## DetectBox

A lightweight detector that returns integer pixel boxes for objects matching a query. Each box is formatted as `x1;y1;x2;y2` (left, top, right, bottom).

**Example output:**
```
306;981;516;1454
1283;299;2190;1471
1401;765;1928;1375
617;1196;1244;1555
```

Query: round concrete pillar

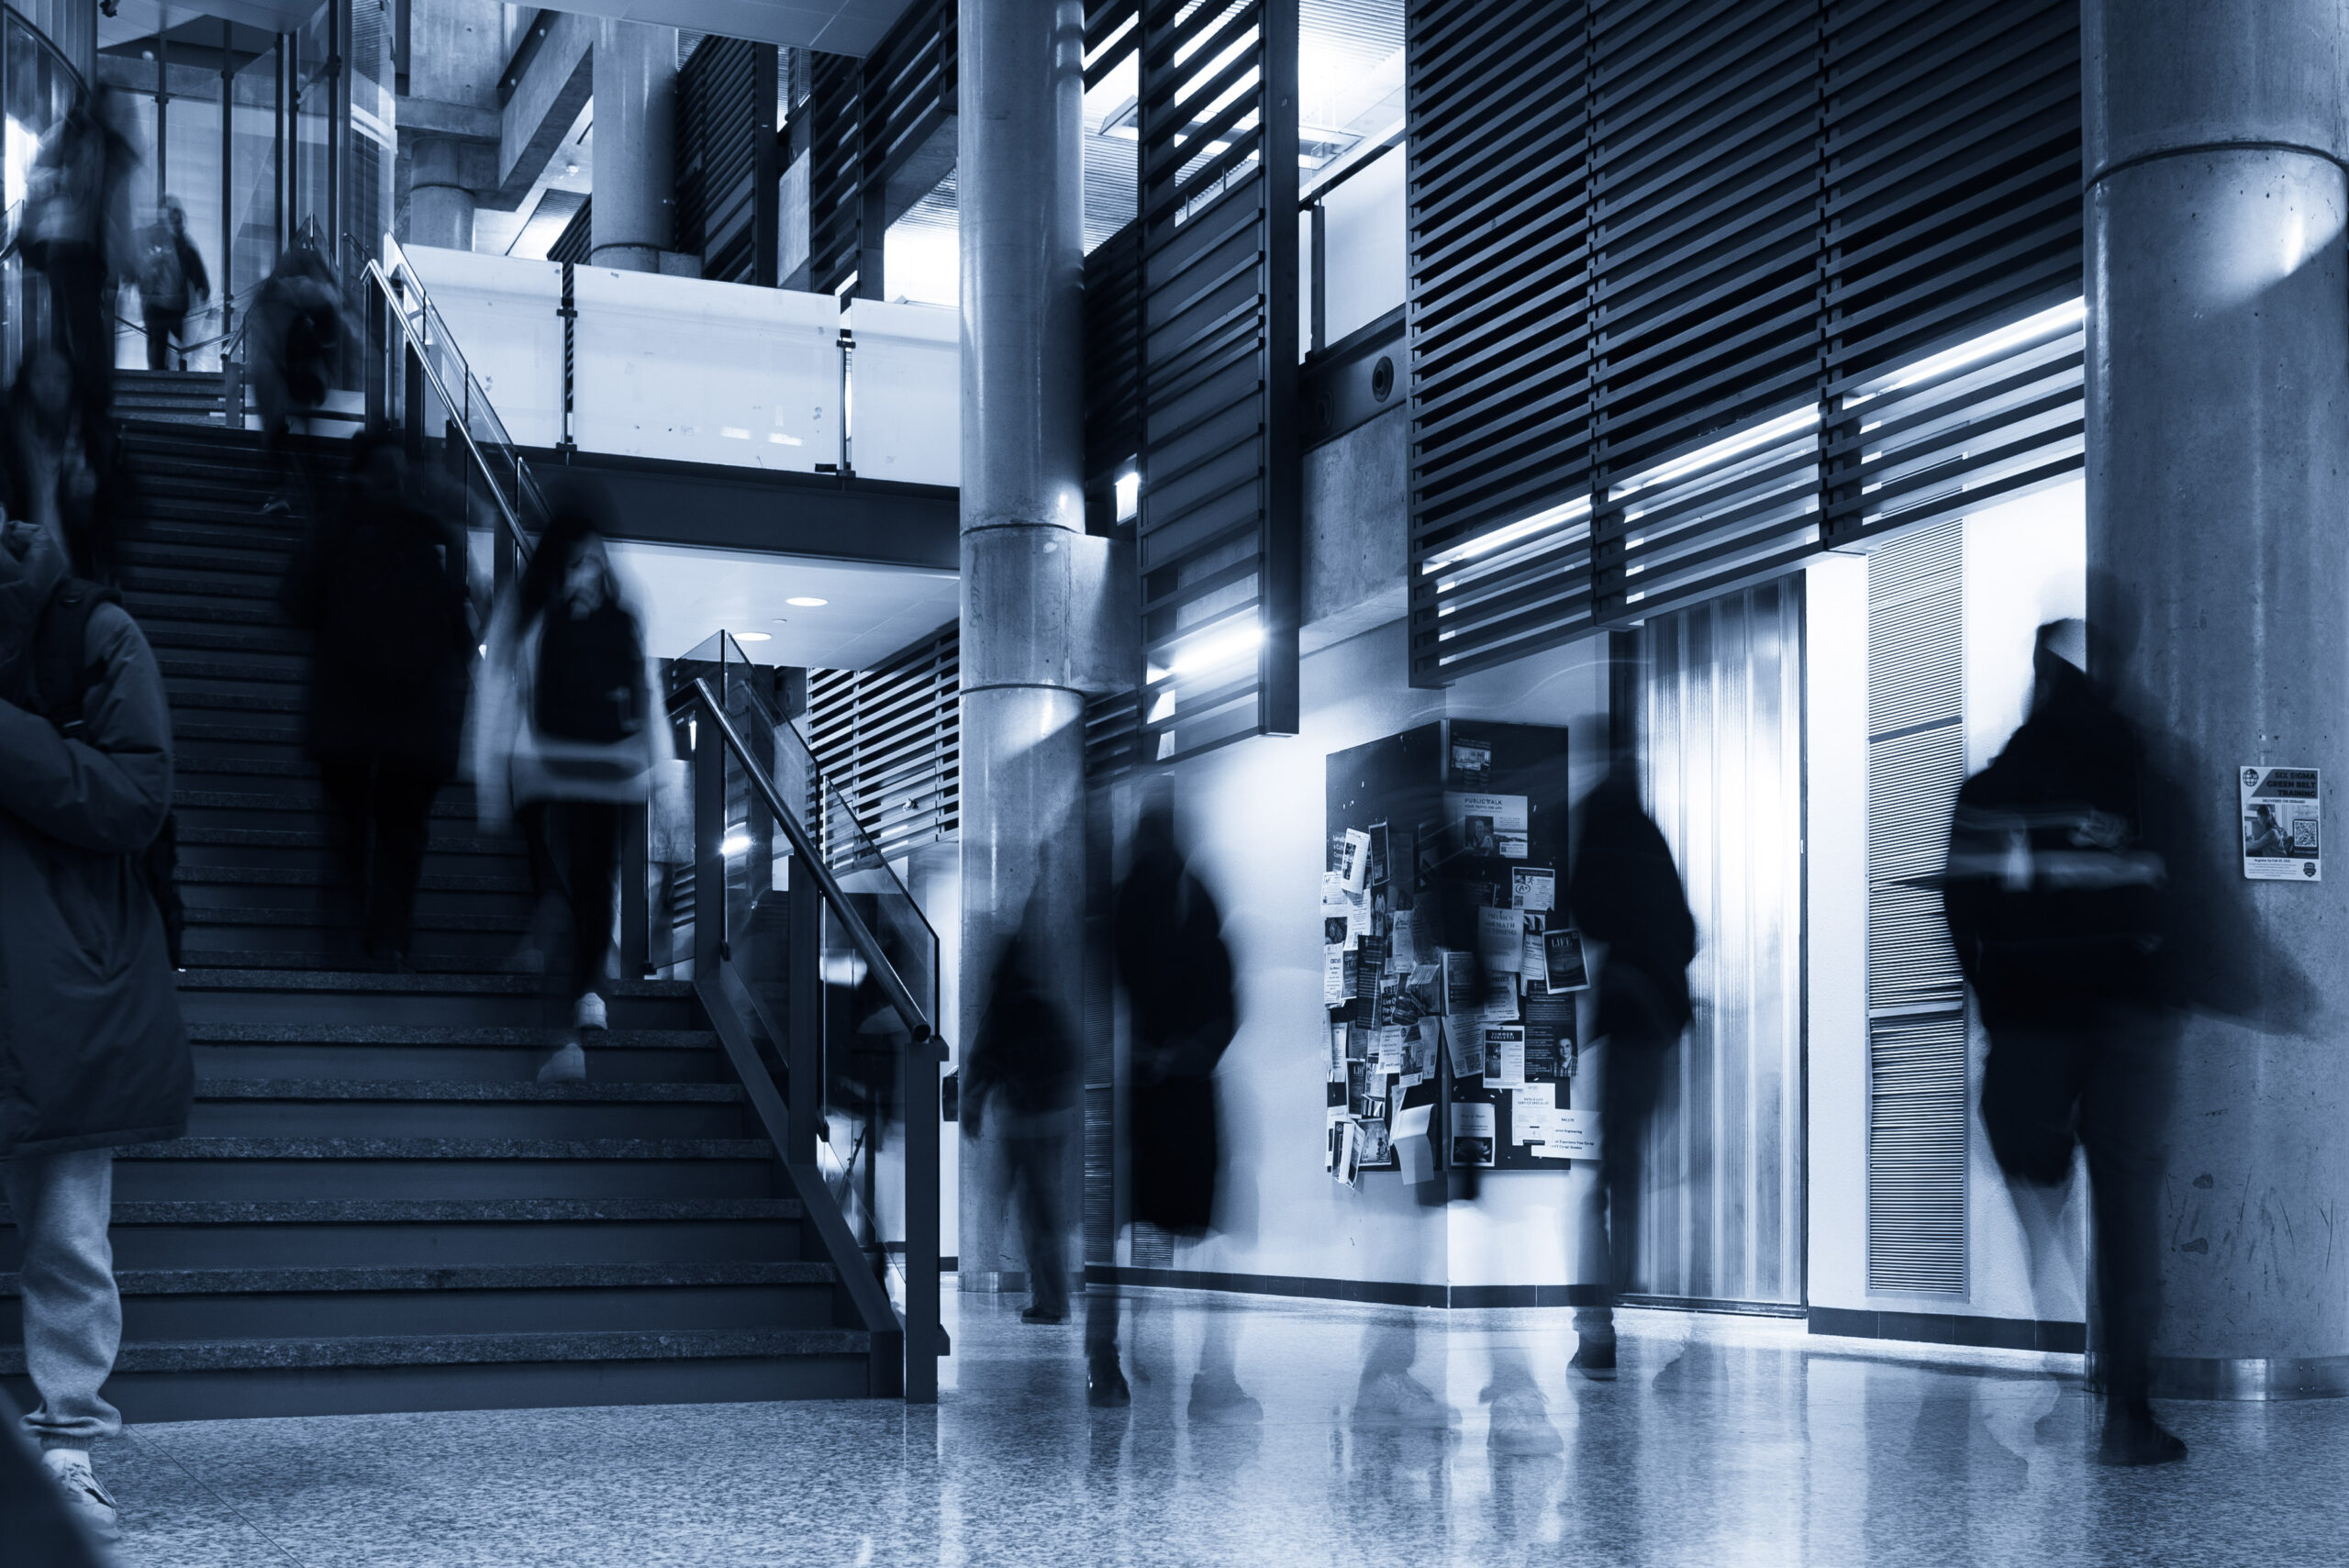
2085;0;2349;1396
406;136;476;252
590;20;677;272
954;0;1089;1293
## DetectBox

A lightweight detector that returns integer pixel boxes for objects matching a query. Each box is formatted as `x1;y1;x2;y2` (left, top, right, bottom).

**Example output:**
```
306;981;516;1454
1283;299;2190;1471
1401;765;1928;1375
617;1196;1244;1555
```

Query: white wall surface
397;246;565;448
1805;485;2089;1326
1130;617;1609;1291
1318;149;1406;346
845;299;960;488
572;268;842;472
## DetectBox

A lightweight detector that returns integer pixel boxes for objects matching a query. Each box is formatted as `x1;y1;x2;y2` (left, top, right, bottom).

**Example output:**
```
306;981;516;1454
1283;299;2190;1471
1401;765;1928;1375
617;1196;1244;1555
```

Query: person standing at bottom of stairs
471;484;669;1082
0;517;194;1545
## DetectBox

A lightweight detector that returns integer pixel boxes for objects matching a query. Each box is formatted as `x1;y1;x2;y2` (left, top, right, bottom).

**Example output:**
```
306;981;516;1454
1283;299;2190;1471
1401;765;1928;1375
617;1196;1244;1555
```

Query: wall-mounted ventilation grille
807;626;961;864
1865;519;1967;1296
1131;0;1302;762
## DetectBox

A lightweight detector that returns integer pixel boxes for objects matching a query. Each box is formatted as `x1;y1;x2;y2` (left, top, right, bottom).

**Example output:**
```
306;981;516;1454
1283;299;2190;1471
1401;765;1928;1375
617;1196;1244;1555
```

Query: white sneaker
46;1452;120;1543
573;993;608;1033
1351;1368;1458;1431
1484;1385;1564;1455
536;1040;586;1083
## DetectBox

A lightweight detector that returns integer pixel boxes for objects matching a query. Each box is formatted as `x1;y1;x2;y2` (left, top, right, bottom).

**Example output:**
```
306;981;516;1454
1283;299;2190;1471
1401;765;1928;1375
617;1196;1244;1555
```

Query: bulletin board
1323;720;1583;1183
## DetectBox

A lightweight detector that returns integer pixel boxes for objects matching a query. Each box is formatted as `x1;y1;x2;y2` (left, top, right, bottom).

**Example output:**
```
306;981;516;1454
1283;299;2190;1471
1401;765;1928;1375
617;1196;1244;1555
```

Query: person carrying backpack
282;436;473;966
136;196;209;372
0;513;192;1544
471;485;669;1082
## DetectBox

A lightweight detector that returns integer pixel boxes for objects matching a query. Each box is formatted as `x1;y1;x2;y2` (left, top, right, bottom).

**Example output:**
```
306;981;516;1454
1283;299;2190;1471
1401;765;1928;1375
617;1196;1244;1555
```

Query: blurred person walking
282;435;473;968
0;514;193;1543
1943;618;2185;1466
0;350;106;581
962;900;1080;1334
1564;755;1696;1381
1086;795;1248;1413
246;240;340;515
473;490;667;1082
16;88;135;434
136;196;209;372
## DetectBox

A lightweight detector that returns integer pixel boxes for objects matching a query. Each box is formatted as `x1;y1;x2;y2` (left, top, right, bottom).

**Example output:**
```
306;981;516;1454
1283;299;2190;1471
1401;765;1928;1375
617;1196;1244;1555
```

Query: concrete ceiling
605;542;958;672
518;0;918;55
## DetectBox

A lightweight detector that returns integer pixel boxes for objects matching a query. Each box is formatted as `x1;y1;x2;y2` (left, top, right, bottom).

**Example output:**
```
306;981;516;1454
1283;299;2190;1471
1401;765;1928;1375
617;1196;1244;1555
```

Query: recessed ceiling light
734;631;773;643
786;596;829;607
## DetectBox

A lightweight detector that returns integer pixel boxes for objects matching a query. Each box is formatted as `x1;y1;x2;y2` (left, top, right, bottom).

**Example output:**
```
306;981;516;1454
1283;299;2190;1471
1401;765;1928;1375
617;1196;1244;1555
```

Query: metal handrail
671;676;937;1047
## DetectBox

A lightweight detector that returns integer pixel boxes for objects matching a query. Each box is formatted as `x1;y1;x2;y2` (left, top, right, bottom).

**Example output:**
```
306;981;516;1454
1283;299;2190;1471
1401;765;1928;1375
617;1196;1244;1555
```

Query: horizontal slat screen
1865;519;1966;1295
806;0;956;299
1085;217;1143;530
1404;0;2081;679
1404;0;1596;684
1133;0;1301;762
807;626;961;864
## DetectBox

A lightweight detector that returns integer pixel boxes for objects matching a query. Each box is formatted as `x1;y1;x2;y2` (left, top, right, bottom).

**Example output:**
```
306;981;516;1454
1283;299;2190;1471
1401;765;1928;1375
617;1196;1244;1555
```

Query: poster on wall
1446;791;1530;860
2242;766;2321;881
1450;1101;1497;1167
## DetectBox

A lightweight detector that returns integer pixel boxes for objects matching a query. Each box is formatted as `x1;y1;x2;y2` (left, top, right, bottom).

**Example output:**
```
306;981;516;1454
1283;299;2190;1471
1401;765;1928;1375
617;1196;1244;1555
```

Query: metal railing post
693;714;726;977
902;1017;941;1402
786;863;821;1163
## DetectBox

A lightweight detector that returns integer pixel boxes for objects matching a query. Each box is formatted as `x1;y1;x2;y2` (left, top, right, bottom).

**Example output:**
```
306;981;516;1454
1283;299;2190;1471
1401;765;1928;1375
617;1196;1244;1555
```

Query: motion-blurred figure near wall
0;350;107;582
473;488;669;1083
962;899;1081;1335
282;435;473;968
245;241;340;514
136;197;208;373
1087;795;1250;1414
1943;618;2185;1467
1565;755;1696;1381
17;88;135;437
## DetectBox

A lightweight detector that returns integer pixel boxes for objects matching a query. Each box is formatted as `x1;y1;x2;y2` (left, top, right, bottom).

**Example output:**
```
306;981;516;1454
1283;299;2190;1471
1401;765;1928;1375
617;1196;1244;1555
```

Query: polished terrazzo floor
91;1290;2348;1567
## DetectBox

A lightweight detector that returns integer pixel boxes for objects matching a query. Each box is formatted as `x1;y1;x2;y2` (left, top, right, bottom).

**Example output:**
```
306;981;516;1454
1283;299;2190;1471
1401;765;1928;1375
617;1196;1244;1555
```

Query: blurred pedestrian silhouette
1564;754;1695;1381
15;88;135;437
282;435;473;968
1943;617;2185;1467
136;196;208;372
0;350;107;581
246;240;340;514
962;898;1080;1332
473;487;668;1082
1087;793;1249;1413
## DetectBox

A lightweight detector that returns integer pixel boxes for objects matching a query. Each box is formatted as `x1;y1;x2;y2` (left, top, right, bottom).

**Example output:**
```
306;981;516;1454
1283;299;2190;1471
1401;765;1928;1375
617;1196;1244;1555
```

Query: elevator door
1630;576;1807;1307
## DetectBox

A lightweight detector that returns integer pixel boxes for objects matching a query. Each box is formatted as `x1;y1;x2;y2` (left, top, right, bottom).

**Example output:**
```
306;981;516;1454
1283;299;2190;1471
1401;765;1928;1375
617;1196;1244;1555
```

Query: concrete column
955;0;1089;1293
2085;0;2349;1396
589;20;676;272
405;136;476;251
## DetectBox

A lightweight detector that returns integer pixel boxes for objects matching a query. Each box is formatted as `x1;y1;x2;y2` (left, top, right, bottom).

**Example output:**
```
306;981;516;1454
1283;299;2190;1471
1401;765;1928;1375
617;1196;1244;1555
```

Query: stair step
187;1024;721;1084
175;864;530;893
178;949;545;976
173;972;696;1031
113;1137;777;1202
186;1080;750;1139
177;824;520;856
181;900;527;933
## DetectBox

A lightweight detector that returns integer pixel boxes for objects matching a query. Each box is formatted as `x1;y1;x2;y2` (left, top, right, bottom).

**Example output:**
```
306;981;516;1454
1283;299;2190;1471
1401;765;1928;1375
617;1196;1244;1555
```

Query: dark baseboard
1084;1265;1606;1310
1809;1306;2087;1354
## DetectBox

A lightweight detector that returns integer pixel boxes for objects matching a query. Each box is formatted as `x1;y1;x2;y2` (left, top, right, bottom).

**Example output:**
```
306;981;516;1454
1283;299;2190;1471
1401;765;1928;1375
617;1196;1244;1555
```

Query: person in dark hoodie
281;436;473;967
1086;793;1249;1412
1943;617;2184;1467
1564;753;1696;1381
0;514;192;1543
962;898;1081;1332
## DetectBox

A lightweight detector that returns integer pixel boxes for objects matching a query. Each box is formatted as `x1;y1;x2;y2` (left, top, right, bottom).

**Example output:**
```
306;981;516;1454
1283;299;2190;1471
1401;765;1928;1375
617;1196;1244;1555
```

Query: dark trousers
519;799;621;1003
1576;1032;1670;1330
1982;1012;2171;1406
1001;1118;1070;1318
36;249;110;428
143;302;186;370
317;752;441;958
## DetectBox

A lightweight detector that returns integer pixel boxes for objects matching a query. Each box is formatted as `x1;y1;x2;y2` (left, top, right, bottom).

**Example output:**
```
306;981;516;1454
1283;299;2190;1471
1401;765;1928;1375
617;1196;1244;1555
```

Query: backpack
139;228;184;306
321;503;458;693
34;579;186;969
534;599;645;744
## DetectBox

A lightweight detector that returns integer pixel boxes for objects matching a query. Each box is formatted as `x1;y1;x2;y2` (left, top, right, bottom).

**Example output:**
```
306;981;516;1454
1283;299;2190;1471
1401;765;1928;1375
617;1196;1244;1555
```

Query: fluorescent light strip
1609;407;1821;502
1420;497;1593;574
1848;298;2086;406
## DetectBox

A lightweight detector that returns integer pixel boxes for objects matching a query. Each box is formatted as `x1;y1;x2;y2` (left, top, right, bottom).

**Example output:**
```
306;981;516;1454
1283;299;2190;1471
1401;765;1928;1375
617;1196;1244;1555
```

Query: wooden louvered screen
674;38;778;285
1404;0;1596;685
1403;0;2082;681
1085;218;1143;531
1133;0;1302;762
806;0;957;298
1865;520;1967;1296
1820;0;2083;548
807;627;962;864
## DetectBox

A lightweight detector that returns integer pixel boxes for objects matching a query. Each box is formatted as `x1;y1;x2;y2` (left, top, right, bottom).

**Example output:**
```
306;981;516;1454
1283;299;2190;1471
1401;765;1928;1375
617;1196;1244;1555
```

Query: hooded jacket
1568;766;1698;1047
0;519;191;1155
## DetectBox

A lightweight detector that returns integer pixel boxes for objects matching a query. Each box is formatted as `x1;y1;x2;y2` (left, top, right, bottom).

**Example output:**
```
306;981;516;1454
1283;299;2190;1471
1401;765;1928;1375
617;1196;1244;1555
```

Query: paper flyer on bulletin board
2242;766;2321;881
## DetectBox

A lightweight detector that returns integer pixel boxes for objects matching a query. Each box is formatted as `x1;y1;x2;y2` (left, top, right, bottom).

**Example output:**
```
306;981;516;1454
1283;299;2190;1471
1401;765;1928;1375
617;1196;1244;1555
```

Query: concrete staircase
113;368;226;426
0;418;881;1419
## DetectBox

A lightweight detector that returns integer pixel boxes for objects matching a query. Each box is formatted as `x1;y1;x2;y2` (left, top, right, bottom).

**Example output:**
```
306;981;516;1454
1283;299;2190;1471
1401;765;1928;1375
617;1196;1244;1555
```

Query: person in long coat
0;515;191;1542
